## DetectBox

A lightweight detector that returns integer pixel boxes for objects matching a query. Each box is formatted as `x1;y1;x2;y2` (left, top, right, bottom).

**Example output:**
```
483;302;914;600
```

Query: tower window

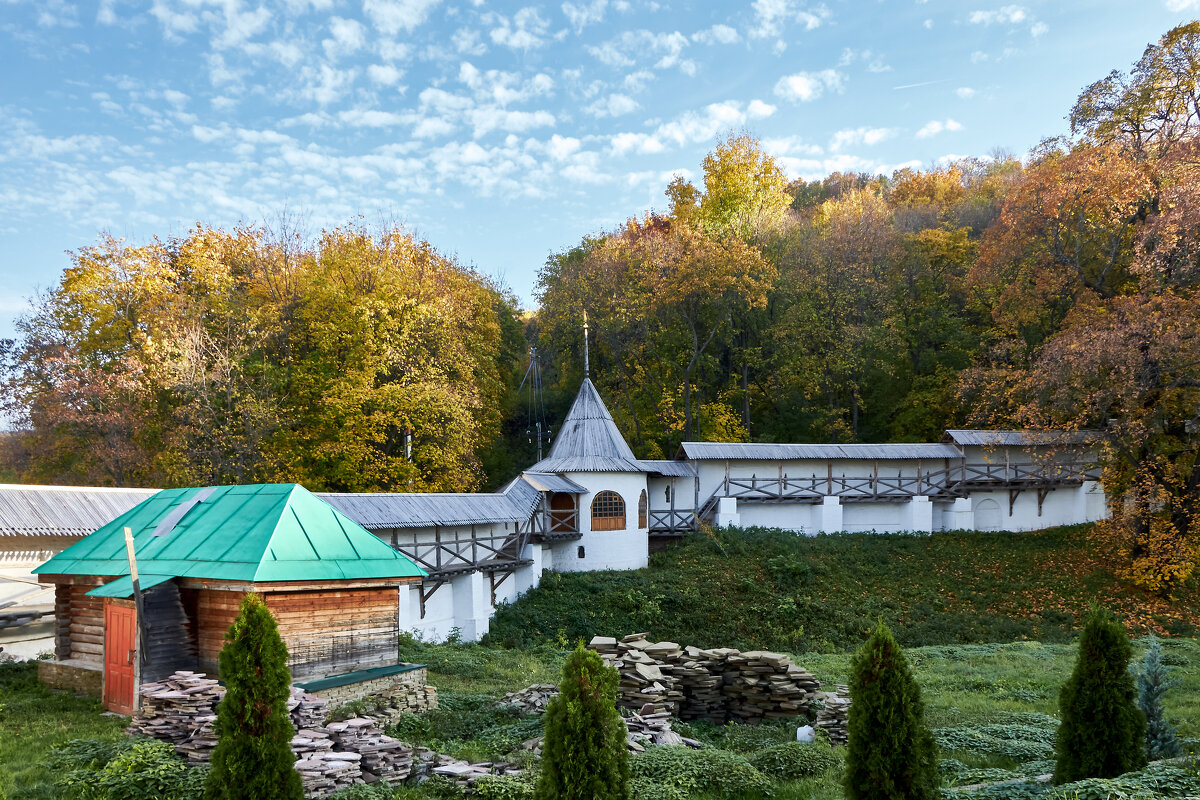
591;491;626;531
638;489;647;528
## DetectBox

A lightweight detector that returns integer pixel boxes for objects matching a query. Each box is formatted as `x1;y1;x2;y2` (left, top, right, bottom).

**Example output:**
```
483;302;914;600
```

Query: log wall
195;588;400;681
66;585;105;666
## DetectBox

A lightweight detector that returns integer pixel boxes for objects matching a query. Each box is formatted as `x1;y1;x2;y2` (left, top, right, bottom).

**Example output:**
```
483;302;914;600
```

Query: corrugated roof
35;483;425;582
521;473;589;493
531;379;643;473
943;430;1103;447
0;484;159;537
678;442;964;461
638;460;697;477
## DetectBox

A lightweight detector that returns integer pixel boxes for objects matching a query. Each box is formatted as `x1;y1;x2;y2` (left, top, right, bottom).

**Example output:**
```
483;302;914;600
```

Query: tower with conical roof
527;321;649;571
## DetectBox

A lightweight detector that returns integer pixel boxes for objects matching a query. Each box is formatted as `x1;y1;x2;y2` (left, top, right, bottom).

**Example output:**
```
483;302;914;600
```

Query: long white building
7;377;1107;644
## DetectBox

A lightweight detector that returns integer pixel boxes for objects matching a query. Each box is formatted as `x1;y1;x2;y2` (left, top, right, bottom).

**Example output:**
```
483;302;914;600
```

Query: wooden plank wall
54;584;71;660
194;588;399;681
196;590;242;675
266;589;399;681
67;586;105;666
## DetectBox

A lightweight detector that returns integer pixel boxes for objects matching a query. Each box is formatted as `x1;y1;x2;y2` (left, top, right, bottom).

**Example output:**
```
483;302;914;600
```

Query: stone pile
590;633;684;715
624;708;703;752
289;687;330;729
498;683;559;714
128;672;225;748
127;671;420;797
814;686;850;744
411;749;525;790
325;718;414;783
588;634;823;724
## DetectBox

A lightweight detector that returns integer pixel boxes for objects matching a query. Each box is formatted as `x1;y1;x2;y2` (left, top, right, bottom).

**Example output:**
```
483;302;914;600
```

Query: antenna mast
582;310;590;378
518;346;549;462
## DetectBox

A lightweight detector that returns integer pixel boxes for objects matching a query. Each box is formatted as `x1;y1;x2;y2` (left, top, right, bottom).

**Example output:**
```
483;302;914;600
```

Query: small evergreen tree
204;593;303;800
1054;608;1147;783
1136;636;1182;760
844;620;938;800
535;643;629;800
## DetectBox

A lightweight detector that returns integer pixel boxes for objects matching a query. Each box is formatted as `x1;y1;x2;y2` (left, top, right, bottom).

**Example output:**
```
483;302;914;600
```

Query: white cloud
916;118;963;138
829;126;895;151
1166;0;1199;9
562;0;607;32
412;117;456;138
488;7;550;50
970;50;988;63
545;134;582;160
367;63;405;86
1031;21;1048;36
610;131;664;155
295;63;357;105
339;109;407;127
968;5;1027;24
955;86;976;99
588;29;692;73
749;0;830;40
839;48;891;73
923;18;932;29
692;24;740;45
270;39;304;67
162;89;189;108
363;0;441;35
623;70;654;92
747;99;776;118
324;16;366;59
452;27;487;55
762;135;823;157
773;69;845;102
585;93;640;117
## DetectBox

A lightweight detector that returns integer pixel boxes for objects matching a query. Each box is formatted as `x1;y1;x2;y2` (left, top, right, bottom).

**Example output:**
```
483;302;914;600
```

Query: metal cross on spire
583;310;590;377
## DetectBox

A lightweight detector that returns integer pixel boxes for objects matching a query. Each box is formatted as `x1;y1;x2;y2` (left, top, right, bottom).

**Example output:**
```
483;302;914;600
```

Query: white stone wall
554;471;649;572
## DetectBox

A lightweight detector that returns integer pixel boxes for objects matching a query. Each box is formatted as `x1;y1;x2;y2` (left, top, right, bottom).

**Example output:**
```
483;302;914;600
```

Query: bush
204;593;303;800
845;620;939;800
748;741;842;780
671;719;797;754
629;746;773;798
535;644;628;800
51;738;207;800
1054;608;1146;784
1136;637;1183;760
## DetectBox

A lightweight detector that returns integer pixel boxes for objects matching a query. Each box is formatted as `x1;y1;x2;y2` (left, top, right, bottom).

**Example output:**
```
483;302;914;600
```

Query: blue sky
1;0;1197;338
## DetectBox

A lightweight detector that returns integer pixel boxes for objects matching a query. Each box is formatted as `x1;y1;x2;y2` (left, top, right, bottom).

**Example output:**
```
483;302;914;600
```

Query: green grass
486;525;1200;654
0;662;127;800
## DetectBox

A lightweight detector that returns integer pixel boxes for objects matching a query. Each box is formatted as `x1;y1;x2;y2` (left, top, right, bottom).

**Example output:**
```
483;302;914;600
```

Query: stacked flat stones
413;751;525;790
498;683;559;714
128;671;225;763
588;634;823;724
325;718;414;783
589;634;684;715
127;671;418;798
814;686;851;744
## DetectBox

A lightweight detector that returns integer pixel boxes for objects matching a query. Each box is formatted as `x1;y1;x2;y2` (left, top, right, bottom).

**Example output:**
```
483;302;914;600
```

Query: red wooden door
103;601;137;715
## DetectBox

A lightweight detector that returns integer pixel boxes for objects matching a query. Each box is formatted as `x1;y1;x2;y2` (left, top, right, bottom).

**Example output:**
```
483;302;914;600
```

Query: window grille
591;490;626;531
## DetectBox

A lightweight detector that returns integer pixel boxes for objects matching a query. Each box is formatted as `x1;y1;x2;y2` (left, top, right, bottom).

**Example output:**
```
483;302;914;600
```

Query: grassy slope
0;662;127;800
487;525;1200;653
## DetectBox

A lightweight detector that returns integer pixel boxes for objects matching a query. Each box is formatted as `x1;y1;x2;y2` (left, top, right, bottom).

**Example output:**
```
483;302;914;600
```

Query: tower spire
582;310;590;378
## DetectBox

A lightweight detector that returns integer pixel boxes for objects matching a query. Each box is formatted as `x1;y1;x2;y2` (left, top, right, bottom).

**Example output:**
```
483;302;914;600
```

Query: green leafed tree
1054;608;1147;783
535;643;629;800
1136;636;1182;760
844;620;938;800
204;592;303;800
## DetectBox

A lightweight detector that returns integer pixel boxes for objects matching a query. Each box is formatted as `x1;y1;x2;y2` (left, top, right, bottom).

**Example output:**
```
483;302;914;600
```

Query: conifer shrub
534;643;628;800
203;593;303;800
1136;636;1183;761
1053;608;1146;784
844;620;938;800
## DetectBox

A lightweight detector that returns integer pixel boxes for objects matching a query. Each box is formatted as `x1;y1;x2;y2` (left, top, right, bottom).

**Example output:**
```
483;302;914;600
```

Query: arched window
591;491;626;531
638;490;647;528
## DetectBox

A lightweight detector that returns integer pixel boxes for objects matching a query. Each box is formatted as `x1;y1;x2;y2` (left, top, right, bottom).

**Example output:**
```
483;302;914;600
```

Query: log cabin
33;482;425;714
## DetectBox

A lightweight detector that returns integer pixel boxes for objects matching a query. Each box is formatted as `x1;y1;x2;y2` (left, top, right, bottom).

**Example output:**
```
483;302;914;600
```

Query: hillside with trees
2;22;1199;593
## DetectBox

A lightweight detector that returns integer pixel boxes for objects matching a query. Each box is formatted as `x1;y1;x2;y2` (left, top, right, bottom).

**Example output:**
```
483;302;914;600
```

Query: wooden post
123;527;148;679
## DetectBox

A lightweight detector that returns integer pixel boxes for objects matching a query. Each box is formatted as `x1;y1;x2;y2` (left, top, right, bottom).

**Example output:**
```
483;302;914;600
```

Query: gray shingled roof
522;473;589;493
638;460;697;477
0;484;160;537
678;442;963;461
943;430;1103;447
529;378;644;473
318;475;545;531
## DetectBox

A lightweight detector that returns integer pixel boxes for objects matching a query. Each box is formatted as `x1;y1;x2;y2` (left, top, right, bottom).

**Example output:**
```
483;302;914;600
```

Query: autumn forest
2;23;1199;592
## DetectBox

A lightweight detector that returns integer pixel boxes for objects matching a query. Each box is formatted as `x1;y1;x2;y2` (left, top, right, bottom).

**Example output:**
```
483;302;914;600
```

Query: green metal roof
35;484;427;583
86;574;175;598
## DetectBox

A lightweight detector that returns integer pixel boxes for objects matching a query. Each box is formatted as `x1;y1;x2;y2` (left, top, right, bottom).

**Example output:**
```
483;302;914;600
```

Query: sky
1;0;1198;339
